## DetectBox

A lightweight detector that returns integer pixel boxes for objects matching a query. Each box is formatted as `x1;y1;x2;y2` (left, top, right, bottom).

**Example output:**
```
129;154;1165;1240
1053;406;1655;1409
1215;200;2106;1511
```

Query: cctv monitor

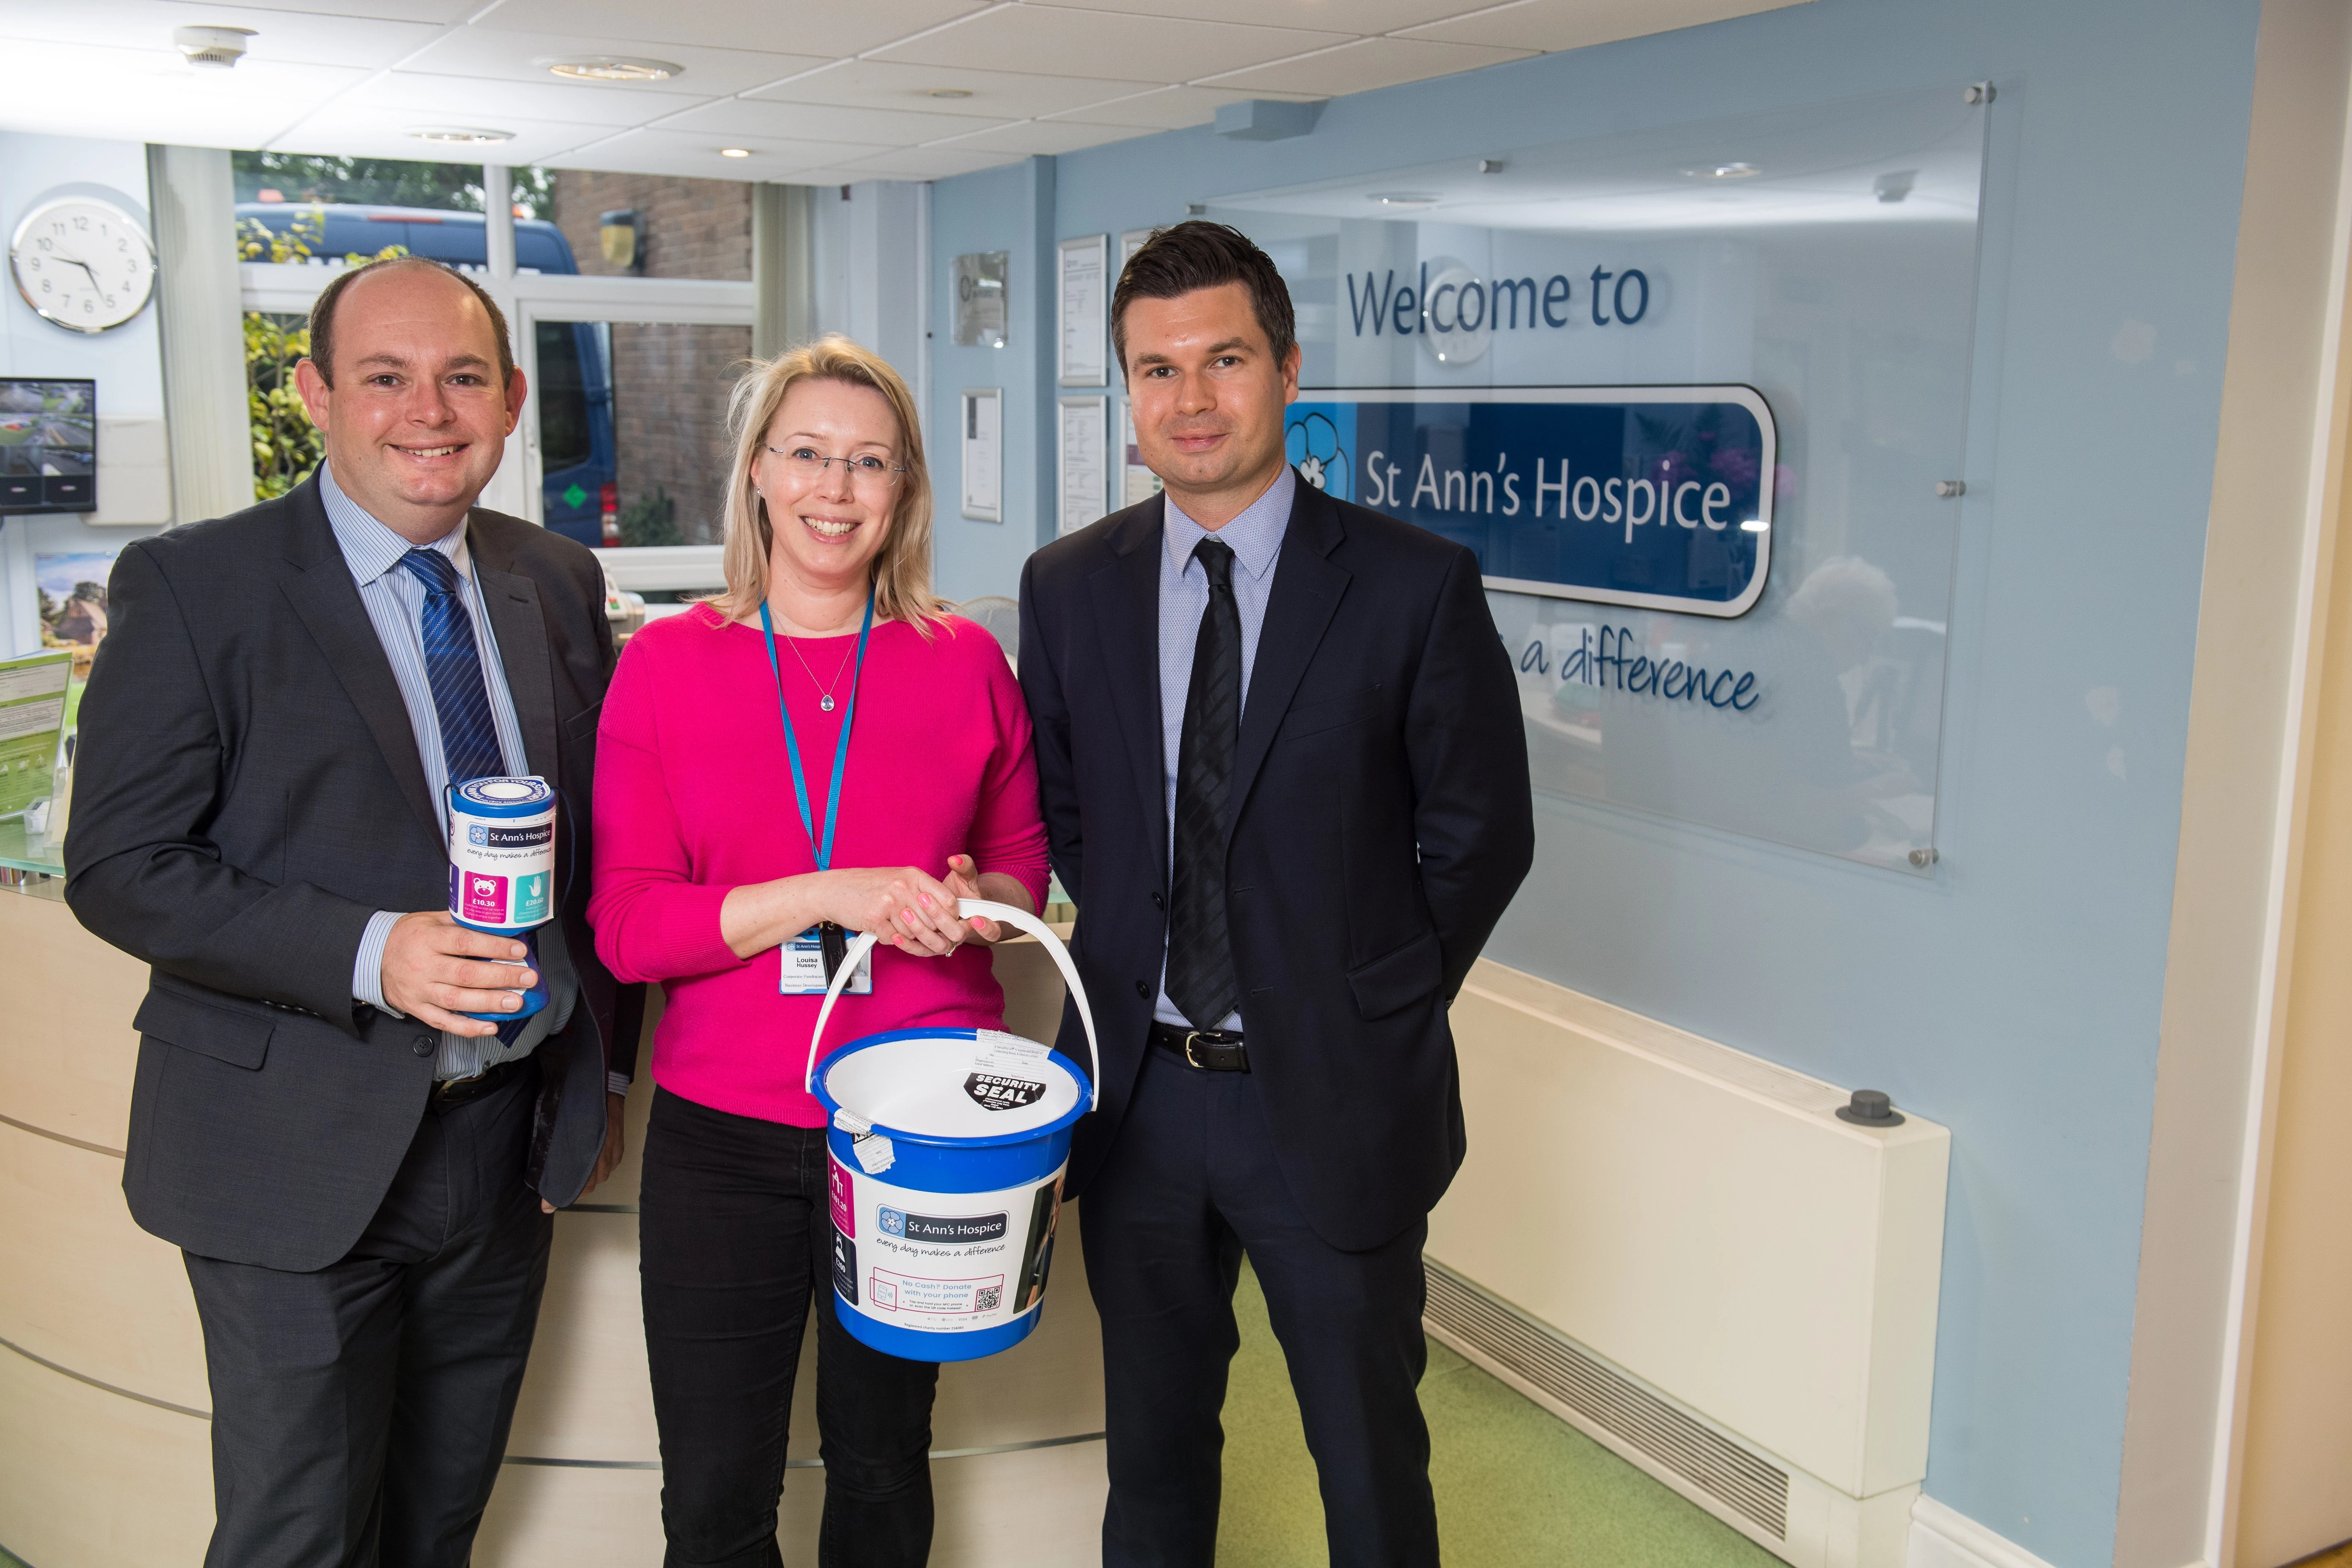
0;379;96;514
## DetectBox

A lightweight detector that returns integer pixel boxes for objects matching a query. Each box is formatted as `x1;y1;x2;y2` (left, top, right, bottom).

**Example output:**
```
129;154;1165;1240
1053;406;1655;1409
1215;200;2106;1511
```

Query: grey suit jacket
64;474;640;1271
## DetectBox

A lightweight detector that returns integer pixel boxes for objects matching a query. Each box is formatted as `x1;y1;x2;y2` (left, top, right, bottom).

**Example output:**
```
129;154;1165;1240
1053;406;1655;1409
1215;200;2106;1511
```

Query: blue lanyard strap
759;591;874;873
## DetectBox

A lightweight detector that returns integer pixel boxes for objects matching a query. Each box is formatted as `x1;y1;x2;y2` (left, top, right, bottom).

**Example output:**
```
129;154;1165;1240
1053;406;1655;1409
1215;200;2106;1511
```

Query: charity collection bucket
446;775;556;1022
807;900;1097;1363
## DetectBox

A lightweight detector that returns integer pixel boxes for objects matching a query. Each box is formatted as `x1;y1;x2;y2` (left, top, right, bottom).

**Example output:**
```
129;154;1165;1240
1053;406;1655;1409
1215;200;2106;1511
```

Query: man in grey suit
65;256;635;1568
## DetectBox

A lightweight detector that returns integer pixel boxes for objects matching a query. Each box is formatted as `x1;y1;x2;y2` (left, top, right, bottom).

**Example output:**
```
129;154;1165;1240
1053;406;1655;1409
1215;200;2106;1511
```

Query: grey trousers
182;1061;553;1568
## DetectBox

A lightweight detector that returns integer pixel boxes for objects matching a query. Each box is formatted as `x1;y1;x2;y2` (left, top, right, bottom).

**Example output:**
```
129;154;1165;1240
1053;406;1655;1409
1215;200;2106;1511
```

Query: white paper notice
960;388;1002;522
1059;397;1107;537
1120;401;1163;508
1059;234;1108;387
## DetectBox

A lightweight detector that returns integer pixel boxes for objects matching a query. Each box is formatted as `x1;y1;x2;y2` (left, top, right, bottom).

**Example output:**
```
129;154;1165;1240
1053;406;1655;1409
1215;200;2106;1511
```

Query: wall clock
10;196;157;334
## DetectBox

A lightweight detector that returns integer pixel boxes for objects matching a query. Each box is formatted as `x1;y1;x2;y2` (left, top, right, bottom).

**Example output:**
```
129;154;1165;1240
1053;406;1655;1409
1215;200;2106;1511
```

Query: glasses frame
762;442;909;489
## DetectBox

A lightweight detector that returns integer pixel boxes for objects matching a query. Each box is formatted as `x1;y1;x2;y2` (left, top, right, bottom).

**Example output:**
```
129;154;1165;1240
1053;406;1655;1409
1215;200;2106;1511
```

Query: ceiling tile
471;0;985;57
269;105;623;165
1043;83;1321;130
1032;0;1481;31
181;0;482;19
869;7;1348;83
343;69;707;123
846;145;1029;180
398;27;830;98
923;118;1153;156
658;97;1009;145
1198;34;1530;95
541;126;895;179
0;41;356;150
748;59;1160;120
0;0;441;69
1394;0;1808;53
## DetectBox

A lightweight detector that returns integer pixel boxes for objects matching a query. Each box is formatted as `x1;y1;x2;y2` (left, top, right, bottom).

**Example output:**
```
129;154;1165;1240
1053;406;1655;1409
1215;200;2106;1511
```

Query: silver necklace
776;611;861;712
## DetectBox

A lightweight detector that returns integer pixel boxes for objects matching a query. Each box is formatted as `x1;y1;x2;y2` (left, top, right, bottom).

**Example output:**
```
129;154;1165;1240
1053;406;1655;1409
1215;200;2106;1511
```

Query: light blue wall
929;156;1056;604
927;3;2265;1563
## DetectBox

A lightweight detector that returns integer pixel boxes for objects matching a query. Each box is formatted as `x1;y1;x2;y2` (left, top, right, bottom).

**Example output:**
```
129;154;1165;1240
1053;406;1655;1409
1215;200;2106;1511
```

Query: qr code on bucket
974;1286;1001;1312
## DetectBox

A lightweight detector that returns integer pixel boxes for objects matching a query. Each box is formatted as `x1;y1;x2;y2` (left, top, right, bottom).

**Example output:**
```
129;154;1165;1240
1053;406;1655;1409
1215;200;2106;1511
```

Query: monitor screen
0;379;96;514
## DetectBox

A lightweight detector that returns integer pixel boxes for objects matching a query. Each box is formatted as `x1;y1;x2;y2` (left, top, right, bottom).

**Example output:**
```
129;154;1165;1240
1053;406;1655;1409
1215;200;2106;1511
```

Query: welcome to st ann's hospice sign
1283;386;1778;618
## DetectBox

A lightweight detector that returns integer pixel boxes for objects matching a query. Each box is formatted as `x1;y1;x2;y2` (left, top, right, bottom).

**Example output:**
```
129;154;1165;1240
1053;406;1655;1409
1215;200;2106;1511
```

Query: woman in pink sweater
590;336;1047;1568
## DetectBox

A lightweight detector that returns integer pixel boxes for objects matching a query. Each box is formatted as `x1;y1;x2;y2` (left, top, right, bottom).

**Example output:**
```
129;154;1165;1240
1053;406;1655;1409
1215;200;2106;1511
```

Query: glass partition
1206;86;1987;873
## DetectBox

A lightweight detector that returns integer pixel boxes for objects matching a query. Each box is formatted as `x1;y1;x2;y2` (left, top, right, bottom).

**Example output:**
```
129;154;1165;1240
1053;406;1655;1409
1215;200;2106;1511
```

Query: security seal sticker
964;1072;1047;1111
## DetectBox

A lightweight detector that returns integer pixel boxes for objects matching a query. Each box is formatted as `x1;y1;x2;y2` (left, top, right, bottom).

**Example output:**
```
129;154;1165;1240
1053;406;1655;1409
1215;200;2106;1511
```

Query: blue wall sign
1285;386;1776;618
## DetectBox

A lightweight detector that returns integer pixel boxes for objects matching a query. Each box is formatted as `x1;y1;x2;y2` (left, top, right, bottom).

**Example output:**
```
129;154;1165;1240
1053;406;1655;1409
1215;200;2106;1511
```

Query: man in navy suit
1019;222;1535;1567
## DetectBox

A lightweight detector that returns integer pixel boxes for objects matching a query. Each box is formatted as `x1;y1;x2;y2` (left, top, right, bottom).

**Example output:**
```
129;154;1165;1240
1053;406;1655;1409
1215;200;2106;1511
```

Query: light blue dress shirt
318;462;570;1083
1152;463;1296;1032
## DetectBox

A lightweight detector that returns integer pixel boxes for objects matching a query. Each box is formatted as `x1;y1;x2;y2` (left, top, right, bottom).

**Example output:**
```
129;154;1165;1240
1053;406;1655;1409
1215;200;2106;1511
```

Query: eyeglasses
764;444;907;490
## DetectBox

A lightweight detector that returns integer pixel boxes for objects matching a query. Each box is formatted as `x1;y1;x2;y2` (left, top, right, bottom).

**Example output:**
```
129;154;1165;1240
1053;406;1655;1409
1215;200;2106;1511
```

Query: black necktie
1166;537;1243;1031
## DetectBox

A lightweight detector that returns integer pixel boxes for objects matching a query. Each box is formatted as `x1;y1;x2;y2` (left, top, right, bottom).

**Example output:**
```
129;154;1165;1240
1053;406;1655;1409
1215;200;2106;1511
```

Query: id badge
781;926;874;995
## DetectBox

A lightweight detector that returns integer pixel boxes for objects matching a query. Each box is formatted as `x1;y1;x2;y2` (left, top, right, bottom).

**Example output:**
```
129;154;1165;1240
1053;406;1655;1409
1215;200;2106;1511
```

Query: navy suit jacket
1019;476;1535;1251
65;476;640;1271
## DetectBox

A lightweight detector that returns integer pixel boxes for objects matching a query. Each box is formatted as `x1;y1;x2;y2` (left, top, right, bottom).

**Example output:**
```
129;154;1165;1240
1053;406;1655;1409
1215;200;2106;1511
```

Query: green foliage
231;152;556;219
618;487;683;547
239;208;408;498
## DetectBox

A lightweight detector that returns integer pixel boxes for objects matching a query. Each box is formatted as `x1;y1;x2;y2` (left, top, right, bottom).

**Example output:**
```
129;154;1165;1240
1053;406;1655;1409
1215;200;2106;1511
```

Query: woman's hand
817;864;973;957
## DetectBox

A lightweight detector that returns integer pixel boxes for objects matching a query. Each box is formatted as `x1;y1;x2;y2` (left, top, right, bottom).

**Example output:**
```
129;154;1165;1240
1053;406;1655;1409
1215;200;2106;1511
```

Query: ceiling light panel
1041;84;1323;131
270;105;617;164
1201;35;1533;96
336;69;705;121
559;127;900;174
747;60;1162;119
869;8;1349;83
547;57;683;82
471;0;984;57
662;97;1009;145
396;29;829;96
1395;0;1810;52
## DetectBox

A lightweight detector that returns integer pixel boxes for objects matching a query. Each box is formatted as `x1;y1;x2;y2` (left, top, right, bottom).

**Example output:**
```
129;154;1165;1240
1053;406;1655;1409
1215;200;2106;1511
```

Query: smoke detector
174;25;255;68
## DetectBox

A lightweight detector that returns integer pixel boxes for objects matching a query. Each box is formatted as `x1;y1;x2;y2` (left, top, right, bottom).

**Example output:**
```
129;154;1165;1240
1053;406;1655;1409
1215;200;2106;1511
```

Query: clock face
11;196;157;335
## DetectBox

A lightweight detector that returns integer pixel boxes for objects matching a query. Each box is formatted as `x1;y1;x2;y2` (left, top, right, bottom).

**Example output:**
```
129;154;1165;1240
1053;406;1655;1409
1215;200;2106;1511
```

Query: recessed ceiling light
926;87;974;98
720;147;751;158
1368;192;1438;207
1683;161;1760;180
548;56;683;82
409;127;515;145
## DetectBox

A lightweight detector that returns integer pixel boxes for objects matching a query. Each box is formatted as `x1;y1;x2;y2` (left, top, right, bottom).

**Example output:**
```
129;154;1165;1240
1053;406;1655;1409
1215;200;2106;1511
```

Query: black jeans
640;1086;941;1568
183;1057;551;1568
1083;1046;1439;1568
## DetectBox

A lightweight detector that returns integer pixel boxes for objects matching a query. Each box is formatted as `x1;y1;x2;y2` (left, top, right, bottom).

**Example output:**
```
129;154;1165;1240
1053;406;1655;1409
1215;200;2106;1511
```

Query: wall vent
1424;1260;1791;1541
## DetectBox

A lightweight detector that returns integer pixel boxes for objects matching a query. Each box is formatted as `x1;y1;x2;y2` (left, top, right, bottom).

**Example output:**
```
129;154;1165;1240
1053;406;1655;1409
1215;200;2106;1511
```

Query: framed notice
0;650;70;819
1057;234;1108;386
1119;228;1155;271
952;251;1008;348
1119;401;1162;508
960;387;1002;523
1058;396;1108;537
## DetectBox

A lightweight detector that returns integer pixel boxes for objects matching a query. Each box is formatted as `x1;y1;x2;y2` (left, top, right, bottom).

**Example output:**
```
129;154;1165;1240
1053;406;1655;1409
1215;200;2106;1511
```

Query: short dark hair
306;256;516;390
1111;220;1296;374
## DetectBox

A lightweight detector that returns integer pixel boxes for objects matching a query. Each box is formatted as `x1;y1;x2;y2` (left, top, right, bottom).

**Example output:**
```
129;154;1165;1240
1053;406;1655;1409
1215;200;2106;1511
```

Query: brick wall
549;172;754;545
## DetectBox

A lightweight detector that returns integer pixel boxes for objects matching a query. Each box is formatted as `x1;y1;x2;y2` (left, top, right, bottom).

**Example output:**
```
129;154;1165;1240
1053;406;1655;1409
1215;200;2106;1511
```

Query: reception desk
0;875;1107;1568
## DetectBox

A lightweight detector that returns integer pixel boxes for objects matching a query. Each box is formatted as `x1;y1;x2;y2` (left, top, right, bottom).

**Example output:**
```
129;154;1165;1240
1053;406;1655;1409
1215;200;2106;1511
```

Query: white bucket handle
805;899;1100;1113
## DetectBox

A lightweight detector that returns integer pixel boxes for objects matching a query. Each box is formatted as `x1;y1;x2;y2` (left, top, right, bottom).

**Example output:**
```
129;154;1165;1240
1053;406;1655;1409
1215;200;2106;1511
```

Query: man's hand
380;911;536;1038
547;1092;628;1214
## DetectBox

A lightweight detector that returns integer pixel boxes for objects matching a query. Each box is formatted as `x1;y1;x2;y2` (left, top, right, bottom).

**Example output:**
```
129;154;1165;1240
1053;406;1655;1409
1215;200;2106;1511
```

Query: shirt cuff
354;910;404;1017
607;1071;632;1097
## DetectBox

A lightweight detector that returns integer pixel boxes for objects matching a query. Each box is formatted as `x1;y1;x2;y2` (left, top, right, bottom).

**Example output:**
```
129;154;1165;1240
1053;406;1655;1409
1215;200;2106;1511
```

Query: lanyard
759;591;874;874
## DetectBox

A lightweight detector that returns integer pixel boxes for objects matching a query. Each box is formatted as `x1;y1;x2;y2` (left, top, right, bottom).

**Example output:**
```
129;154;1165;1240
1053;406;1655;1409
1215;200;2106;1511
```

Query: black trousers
1083;1045;1440;1568
640;1087;942;1568
182;1059;551;1568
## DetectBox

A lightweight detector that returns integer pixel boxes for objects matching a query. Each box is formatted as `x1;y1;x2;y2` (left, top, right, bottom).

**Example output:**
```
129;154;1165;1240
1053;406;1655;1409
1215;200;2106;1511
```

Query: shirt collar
1164;464;1295;583
319;461;471;588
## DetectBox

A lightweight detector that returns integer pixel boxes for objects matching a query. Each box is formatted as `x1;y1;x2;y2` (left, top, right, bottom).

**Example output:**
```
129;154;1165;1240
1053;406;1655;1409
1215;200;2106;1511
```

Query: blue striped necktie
398;547;506;787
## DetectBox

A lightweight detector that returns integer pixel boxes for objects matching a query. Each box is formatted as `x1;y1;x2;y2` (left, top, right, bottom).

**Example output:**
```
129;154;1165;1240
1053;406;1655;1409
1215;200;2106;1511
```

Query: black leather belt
433;1055;530;1107
1149;1020;1250;1073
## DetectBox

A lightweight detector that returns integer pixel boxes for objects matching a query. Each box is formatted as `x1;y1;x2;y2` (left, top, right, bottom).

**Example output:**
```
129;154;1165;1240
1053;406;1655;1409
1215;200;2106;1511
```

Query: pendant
820;695;836;712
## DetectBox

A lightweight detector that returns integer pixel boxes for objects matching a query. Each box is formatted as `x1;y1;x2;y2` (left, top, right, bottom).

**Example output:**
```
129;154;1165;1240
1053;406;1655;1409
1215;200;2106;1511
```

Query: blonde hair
713;335;951;632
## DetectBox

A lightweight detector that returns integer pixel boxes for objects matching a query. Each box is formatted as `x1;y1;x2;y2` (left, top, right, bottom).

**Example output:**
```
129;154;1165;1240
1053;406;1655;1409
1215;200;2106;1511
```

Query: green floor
1220;1264;1781;1567
0;1271;1773;1568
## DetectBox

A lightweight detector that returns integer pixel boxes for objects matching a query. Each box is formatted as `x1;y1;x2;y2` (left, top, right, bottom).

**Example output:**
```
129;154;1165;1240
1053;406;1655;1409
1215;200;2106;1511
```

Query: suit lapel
278;482;443;844
1228;483;1350;833
469;519;561;787
1089;497;1173;882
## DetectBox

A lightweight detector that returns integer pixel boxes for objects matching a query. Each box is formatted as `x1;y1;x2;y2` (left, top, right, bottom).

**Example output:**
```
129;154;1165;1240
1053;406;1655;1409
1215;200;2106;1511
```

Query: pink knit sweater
589;602;1050;1127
